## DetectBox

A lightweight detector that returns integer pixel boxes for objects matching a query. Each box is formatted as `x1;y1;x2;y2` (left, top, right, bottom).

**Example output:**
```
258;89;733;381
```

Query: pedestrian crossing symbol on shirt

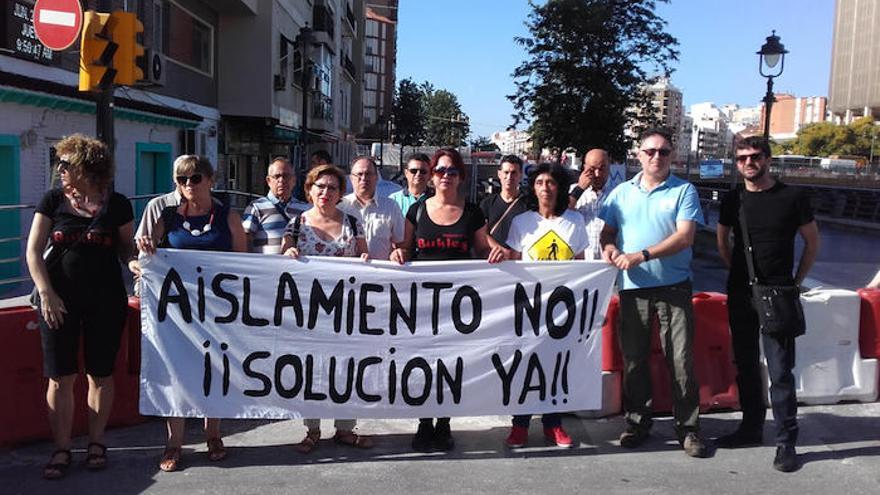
527;230;574;261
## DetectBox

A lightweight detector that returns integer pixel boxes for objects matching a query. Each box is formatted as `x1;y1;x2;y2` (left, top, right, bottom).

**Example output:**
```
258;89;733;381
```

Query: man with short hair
340;156;406;260
569;148;610;260
390;153;432;215
310;149;332;169
480;155;529;256
241;157;309;254
716;136;819;472
599;128;707;458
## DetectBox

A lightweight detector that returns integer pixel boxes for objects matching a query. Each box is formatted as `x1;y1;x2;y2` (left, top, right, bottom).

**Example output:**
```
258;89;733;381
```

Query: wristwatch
641;249;651;262
570;186;585;200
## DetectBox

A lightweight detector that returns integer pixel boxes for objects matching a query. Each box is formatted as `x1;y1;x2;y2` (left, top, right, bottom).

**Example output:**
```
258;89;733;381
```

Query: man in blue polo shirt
599;127;707;458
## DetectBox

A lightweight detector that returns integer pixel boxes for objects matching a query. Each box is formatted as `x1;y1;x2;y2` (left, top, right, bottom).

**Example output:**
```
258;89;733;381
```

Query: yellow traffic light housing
110;12;145;86
78;11;117;92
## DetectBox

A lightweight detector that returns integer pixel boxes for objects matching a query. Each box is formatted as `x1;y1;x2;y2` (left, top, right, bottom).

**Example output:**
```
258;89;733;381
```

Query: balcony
345;2;357;34
313;5;335;40
343;54;356;78
311;93;334;124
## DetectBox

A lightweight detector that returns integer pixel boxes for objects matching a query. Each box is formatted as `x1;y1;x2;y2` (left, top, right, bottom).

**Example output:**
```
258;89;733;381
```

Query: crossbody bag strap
737;189;760;286
489;195;522;237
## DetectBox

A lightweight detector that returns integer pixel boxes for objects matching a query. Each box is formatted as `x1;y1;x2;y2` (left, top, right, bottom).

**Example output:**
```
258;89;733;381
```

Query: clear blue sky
396;0;835;138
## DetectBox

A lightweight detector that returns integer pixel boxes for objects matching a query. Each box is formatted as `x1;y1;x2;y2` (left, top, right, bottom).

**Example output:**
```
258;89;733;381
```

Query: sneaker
773;445;799;472
681;432;709;458
715;428;763;449
544;426;574;448
505;426;528;448
411;422;434;452
432;421;455;451
618;426;650;449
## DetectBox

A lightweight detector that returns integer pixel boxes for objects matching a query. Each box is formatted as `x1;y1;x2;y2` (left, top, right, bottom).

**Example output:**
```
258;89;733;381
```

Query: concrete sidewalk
2;403;879;494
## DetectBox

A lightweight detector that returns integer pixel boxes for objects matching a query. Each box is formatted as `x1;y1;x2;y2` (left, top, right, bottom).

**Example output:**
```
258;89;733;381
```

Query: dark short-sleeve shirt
35;188;133;294
718;182;814;287
405;202;486;260
479;193;529;248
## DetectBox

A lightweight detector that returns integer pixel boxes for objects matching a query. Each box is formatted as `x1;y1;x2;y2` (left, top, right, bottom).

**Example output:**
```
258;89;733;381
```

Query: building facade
361;0;397;139
828;0;880;123
760;94;828;140
490;129;532;156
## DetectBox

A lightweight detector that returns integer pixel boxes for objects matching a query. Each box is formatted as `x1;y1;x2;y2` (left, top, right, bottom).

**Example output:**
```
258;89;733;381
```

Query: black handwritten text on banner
139;249;616;419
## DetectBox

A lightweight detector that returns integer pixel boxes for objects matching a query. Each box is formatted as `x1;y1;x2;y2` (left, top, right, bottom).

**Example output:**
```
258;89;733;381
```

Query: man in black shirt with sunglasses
716;136;819;472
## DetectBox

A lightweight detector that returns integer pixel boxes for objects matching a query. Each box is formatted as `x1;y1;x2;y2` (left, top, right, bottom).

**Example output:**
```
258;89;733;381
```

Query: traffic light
110;11;145;86
78;11;117;92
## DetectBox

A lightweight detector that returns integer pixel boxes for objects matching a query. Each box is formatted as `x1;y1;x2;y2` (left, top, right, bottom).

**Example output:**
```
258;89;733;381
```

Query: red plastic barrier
601;296;624;372
0;297;144;446
648;292;739;414
857;288;880;359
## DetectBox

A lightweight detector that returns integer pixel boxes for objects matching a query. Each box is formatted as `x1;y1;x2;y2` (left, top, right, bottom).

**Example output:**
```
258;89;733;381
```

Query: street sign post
32;0;83;51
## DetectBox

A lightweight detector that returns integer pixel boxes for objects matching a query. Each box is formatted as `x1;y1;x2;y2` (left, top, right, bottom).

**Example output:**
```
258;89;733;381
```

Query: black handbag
738;190;806;337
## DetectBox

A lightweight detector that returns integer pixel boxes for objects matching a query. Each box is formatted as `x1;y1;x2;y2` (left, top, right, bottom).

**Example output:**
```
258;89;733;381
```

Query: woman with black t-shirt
392;148;502;452
26;134;135;480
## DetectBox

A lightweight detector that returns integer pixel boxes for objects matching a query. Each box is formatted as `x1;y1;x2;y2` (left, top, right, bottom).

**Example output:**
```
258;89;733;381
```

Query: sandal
158;446;181;472
86;442;108;470
294;430;321;454
43;449;72;480
334;430;373;449
206;437;227;462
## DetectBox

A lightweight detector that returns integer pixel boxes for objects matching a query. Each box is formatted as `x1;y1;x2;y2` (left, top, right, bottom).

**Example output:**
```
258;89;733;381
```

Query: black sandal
86;442;108;470
43;449;72;480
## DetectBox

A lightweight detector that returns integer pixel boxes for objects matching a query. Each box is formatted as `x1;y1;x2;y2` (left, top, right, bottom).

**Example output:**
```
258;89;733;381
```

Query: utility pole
96;0;114;153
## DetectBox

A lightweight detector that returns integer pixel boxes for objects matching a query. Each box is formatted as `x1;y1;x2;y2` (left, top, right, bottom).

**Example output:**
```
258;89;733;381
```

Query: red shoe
505;426;528;448
544;426;573;448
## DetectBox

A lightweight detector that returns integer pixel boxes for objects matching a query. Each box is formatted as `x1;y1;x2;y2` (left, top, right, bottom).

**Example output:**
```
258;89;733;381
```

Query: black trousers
728;287;799;446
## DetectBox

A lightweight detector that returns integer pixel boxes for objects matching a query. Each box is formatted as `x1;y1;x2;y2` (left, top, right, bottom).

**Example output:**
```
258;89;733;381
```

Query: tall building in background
362;0;398;139
646;77;684;138
829;0;880;123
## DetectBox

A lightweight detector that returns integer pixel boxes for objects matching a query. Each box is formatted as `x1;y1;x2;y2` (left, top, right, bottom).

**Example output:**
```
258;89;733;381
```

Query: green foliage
509;0;679;160
469;136;500;151
786;117;877;157
421;82;470;147
392;78;425;148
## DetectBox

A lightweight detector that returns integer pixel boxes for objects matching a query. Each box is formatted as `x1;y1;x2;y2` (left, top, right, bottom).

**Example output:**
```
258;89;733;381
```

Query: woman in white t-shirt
498;162;587;448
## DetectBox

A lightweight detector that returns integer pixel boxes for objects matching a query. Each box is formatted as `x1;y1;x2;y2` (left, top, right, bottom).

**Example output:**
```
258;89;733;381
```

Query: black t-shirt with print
479;193;529;248
406;202;486;260
35;188;134;296
718;182;814;288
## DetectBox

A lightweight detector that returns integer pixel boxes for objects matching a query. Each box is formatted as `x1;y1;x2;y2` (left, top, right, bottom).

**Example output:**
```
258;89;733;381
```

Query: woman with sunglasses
392;148;499;452
137;155;246;472
26;134;135;479
496;162;588;449
279;164;372;453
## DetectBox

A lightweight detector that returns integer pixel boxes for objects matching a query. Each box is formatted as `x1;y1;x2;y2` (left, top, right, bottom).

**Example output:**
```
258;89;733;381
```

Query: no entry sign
33;0;84;51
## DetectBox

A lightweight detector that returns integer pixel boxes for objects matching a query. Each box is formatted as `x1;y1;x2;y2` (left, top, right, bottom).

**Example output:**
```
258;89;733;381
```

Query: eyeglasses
407;168;428;176
640;148;672;158
268;173;293;181
175;174;204;186
351;172;376;181
432;166;461;177
56;159;71;173
312;182;339;192
735;152;764;163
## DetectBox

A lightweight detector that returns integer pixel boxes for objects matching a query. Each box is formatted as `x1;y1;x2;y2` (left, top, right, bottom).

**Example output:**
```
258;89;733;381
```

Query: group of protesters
27;125;819;479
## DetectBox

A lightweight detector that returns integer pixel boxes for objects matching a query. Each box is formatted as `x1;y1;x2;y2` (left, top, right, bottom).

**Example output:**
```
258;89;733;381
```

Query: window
166;1;214;75
280;35;290;79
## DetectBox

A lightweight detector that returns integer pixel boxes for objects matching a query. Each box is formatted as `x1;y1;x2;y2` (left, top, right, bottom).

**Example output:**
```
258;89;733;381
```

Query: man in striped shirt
242;157;309;254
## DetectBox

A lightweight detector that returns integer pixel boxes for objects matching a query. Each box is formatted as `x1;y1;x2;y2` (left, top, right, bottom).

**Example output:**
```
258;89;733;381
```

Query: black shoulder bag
738;190;806;337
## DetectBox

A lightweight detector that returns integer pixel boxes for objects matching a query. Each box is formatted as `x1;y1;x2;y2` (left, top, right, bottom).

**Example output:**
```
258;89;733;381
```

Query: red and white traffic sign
33;0;84;51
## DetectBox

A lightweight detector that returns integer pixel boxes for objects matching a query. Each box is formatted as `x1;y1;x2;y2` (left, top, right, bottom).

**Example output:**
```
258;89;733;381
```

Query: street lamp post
757;31;788;141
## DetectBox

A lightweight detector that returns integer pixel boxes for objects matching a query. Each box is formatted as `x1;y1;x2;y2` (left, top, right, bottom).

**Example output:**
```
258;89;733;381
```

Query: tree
392;78;425;162
422;82;470;147
469;136;500;152
509;0;679;160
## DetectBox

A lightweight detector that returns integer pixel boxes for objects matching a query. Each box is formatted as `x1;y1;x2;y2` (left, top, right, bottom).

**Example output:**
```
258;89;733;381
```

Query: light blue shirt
598;172;703;290
389;189;428;216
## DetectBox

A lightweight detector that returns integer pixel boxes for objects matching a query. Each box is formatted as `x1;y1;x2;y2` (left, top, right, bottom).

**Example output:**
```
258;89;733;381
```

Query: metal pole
97;0;114;154
762;76;775;141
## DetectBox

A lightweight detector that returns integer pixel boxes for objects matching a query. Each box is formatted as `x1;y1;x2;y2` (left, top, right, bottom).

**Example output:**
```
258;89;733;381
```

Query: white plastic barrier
766;288;879;405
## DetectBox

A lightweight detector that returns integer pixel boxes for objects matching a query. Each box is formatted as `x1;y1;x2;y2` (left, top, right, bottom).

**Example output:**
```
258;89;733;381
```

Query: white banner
139;249;617;419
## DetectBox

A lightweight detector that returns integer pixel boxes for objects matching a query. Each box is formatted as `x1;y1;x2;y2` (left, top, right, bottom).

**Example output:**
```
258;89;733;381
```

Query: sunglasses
432;166;461;177
735;152;764;163
56;159;71;173
640;148;672;158
176;174;204;186
407;168;428;175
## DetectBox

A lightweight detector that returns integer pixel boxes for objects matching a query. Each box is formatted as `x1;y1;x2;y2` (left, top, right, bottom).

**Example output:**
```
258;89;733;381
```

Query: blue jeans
728;288;798;446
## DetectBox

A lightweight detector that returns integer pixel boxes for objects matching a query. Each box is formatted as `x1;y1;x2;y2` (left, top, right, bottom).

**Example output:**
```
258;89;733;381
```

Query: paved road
2;403;879;495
